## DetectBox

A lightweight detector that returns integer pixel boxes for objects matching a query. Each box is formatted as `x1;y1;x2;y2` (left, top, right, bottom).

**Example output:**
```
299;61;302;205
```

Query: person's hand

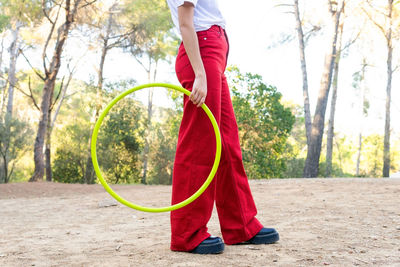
190;73;207;107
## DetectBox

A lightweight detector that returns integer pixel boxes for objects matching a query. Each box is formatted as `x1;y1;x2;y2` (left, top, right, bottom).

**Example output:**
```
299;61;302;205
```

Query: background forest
0;0;399;185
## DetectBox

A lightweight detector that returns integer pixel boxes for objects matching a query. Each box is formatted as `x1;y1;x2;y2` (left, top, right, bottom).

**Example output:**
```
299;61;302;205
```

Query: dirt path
0;178;399;266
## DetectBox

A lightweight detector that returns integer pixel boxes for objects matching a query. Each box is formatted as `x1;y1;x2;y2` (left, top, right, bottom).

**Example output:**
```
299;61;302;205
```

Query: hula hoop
91;83;222;213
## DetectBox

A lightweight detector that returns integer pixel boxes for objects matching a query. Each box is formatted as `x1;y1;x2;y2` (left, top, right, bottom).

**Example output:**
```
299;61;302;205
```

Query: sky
13;0;400;140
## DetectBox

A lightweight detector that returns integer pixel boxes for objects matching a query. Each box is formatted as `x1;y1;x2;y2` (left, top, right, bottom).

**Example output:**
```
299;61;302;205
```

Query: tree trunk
1;35;7;116
30;77;55;181
45;109;52;181
6;22;22;119
355;133;362;176
355;60;368;177
383;0;393;178
0;36;4;76
325;21;344;177
1;23;21;184
141;59;158;184
303;1;344;178
2;154;7;183
142;68;153;185
30;0;82;181
84;10;114;184
382;57;392;177
293;0;312;145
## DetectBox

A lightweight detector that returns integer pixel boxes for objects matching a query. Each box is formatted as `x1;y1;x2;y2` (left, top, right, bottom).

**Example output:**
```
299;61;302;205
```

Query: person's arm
178;2;207;107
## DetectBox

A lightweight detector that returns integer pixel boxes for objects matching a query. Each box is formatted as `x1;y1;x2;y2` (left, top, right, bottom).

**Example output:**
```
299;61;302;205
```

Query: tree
53;123;90;183
363;0;400;177
0;0;42;182
228;67;295;179
123;0;177;184
282;103;308;178
80;1;137;184
52;79;144;184
303;0;345;177
293;0;312;145
0;0;42;119
361;134;383;177
29;0;92;181
352;59;370;176
325;20;344;177
147;106;181;184
98;97;143;184
0;118;32;183
45;64;76;181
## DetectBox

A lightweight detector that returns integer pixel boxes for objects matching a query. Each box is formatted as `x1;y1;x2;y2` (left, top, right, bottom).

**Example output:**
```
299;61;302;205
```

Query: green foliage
281;103;309;178
282;158;305;178
0;0;42;27
97;96;144;184
0;14;9;32
352;68;370;116
0;117;33;183
53;123;90;183
53;79;144;184
318;161;353;177
358;134;383;177
147;107;182;184
227;66;295;179
123;0;178;62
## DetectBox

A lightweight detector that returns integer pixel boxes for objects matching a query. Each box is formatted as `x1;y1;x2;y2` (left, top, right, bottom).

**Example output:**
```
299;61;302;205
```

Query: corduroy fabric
170;25;263;252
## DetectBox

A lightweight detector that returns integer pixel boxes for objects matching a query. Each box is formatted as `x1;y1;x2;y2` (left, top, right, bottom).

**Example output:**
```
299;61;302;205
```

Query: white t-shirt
166;0;226;33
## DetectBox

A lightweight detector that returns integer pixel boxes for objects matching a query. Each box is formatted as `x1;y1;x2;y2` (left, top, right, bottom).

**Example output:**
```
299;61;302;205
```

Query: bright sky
16;0;400;140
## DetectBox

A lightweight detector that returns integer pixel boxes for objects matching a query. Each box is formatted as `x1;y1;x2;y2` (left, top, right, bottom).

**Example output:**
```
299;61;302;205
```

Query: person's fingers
191;89;200;104
190;86;206;107
192;94;200;105
190;89;198;101
197;96;206;107
195;93;205;107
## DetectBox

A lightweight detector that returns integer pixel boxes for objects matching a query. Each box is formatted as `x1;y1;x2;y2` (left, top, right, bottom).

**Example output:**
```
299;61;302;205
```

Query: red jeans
170;25;263;251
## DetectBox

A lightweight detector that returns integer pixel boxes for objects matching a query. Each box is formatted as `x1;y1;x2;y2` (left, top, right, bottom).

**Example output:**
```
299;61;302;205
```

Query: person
166;0;279;254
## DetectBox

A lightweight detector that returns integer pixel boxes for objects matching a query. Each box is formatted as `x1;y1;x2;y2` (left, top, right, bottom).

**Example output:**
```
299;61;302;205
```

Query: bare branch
19;49;46;81
361;6;387;39
42;1;63;75
50;64;75;130
108;29;136;41
7;161;16;182
274;4;294;8
80;0;97;9
341;29;361;52
13;85;30;98
12;76;40;111
28;77;41;110
42;0;55;25
134;56;150;73
365;0;389;18
107;31;135;50
50;0;63;7
50;76;64;111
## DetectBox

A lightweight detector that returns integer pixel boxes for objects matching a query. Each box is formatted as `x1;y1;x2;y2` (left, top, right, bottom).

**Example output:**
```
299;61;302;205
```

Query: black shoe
190;236;224;254
241;228;280;245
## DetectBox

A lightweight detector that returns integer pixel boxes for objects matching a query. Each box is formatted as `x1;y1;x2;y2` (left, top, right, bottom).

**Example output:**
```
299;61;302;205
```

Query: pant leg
215;74;263;245
170;26;263;251
170;36;223;251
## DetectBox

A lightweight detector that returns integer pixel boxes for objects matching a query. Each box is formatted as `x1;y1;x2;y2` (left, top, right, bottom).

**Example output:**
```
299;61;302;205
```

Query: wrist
195;70;206;78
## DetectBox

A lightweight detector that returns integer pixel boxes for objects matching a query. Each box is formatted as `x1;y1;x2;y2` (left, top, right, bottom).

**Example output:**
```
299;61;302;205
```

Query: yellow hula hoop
91;83;222;213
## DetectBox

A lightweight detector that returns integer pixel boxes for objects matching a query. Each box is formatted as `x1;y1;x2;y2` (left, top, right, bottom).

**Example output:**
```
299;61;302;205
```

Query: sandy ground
0;178;399;267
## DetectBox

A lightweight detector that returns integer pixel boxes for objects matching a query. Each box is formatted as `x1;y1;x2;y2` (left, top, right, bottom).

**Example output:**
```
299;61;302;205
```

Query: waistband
197;25;225;35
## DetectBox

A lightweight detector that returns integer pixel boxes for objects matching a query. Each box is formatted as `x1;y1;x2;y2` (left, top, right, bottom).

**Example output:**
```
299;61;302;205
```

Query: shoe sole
248;231;279;244
190;241;225;254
